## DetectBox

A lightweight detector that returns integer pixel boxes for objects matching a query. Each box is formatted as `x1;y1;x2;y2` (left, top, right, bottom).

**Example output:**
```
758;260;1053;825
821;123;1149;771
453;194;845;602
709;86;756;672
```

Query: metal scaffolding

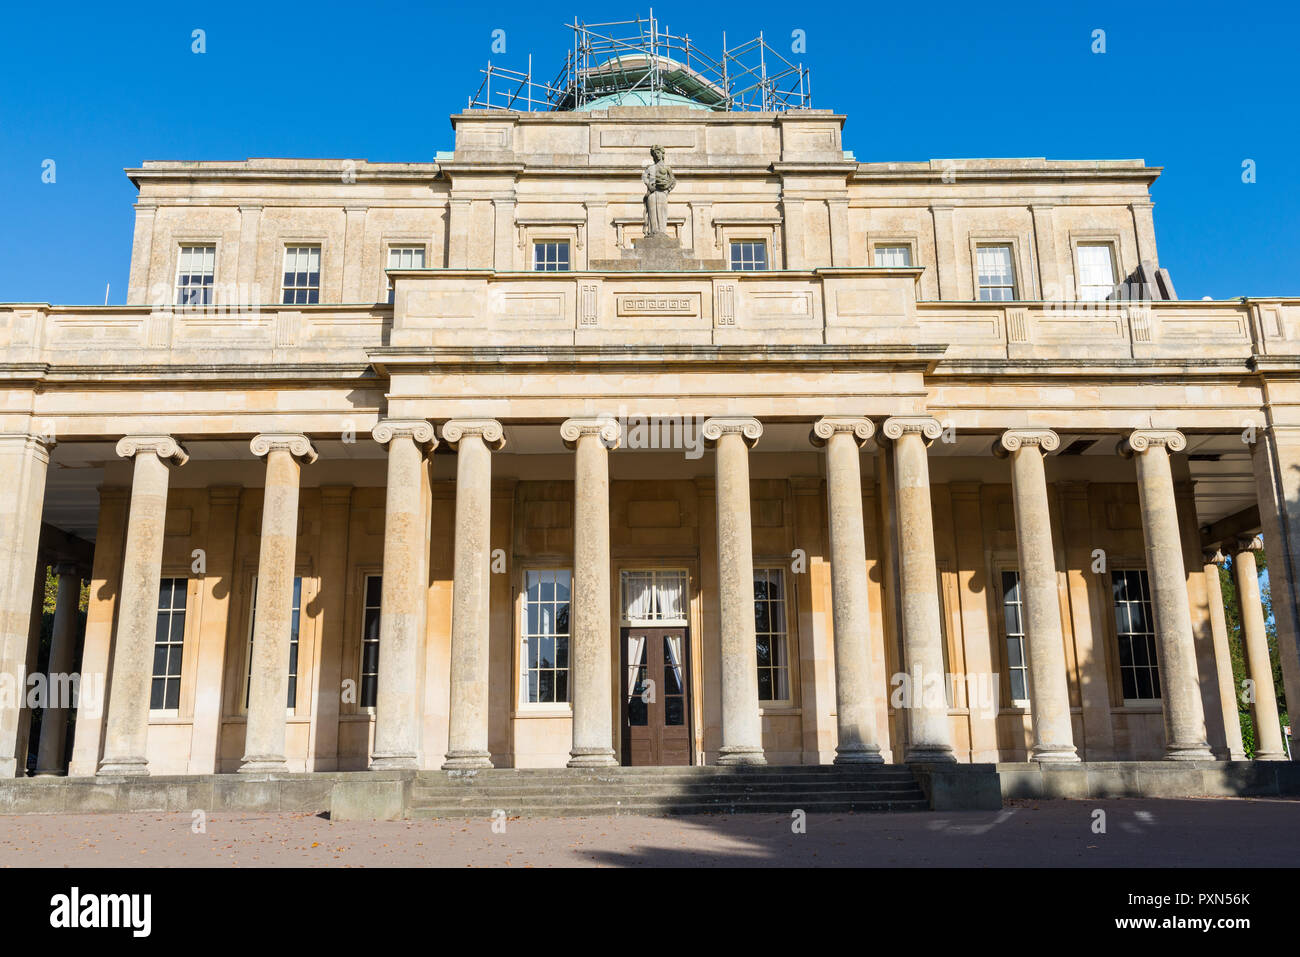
466;10;812;113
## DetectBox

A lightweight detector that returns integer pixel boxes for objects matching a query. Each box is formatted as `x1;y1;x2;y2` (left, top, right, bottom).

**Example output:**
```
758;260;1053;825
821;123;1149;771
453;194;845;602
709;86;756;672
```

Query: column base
833;745;884;765
1163;743;1215;762
567;749;618;768
442;751;493;771
1031;745;1081;764
716;745;766;766
238;756;289;774
904;745;956;764
368;752;418;771
97;757;150;777
1254;751;1288;762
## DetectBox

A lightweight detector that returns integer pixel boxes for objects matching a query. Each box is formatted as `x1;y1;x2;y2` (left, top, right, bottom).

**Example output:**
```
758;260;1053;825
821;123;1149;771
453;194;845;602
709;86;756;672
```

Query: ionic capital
1235;534;1264;554
995;428;1060;458
811;417;874;448
372;418;437;451
116;434;189;466
1202;546;1227;566
702;416;763;449
560;416;621;451
879;415;943;447
250;433;318;464
441;418;506;451
0;433;56;463
1118;429;1186;458
53;561;81;579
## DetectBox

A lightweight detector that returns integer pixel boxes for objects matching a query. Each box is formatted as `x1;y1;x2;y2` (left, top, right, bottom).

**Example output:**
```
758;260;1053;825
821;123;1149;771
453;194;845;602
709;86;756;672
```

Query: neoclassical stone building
1;100;1296;782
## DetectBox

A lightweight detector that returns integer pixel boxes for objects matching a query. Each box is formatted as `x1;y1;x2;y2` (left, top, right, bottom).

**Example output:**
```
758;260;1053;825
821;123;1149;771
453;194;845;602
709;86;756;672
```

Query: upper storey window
175;245;216;307
1076;243;1117;301
976;244;1017;301
533;241;570;271
873;244;912;268
282;245;321;304
386;246;426;303
729;240;768;271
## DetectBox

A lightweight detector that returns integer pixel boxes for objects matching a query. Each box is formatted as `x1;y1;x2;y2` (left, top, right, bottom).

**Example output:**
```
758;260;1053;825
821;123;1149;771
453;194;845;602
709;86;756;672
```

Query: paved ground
0;797;1295;867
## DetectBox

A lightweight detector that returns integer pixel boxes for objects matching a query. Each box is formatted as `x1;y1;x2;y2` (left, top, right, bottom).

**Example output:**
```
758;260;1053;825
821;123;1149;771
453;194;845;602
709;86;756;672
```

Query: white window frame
384;245;426;304
532;240;571;272
150;576;188;715
620;568;689;627
1075;241;1119;301
519;568;572;709
974;242;1019;301
1112;568;1162;706
174;244;217;308
729;239;769;271
872;242;914;268
753;566;792;704
281;244;322;305
998;569;1030;708
359;574;382;709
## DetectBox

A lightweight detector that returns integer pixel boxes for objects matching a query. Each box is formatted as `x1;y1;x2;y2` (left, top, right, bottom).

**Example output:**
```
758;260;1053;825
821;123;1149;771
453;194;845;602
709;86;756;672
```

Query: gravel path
0;797;1295;867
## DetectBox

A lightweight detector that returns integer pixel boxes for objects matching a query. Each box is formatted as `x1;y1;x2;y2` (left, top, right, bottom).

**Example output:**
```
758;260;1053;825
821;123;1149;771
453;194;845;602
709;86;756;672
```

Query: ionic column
811;417;884;764
240;433;317;773
562;417;621;768
996;430;1079;763
702;416;766;766
0;434;53;778
1119;430;1213;760
1233;536;1286;760
1202;548;1246;760
880;416;955;763
369;420;436;770
441;419;504;770
35;563;82;775
99;435;189;775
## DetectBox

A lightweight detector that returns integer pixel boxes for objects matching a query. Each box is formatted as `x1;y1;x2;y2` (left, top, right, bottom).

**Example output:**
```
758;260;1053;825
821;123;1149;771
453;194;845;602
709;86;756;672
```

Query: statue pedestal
592;233;727;272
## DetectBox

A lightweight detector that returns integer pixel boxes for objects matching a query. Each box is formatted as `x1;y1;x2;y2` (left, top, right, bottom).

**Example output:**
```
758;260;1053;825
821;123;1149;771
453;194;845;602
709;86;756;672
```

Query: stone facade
1;106;1295;778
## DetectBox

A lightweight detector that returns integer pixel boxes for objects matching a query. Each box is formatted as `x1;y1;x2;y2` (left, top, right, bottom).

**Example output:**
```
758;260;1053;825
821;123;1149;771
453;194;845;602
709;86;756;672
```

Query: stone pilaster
1118;430;1213;760
187;487;242;774
68;488;128;777
99;435;189;776
880;416;955;763
369;421;436;770
1202;548;1246;761
0;434;53;777
562;417;621;768
34;563;82;775
996;430;1079;763
240;434;317;773
441;419;504;770
311;486;353;770
702;416;766;765
811;417;883;764
1233;536;1286;760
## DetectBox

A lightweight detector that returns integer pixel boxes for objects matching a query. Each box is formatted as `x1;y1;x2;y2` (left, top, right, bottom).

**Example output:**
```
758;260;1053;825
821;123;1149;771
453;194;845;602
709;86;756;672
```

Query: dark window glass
1112;569;1160;701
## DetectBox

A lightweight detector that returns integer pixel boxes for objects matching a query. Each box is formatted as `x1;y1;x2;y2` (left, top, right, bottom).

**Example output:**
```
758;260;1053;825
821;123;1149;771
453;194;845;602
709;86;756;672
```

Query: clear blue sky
1;0;1296;304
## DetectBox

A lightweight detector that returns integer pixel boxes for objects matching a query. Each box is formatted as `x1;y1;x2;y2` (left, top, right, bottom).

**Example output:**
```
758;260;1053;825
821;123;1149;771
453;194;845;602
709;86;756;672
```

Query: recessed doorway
619;569;692;766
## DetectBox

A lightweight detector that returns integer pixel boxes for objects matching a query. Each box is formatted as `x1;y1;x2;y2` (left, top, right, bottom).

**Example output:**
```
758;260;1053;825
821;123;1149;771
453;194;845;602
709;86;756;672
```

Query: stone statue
642;145;676;237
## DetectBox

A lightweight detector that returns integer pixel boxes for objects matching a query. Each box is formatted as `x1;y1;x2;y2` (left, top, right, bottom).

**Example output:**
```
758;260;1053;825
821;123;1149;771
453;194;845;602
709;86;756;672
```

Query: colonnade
0;419;1291;775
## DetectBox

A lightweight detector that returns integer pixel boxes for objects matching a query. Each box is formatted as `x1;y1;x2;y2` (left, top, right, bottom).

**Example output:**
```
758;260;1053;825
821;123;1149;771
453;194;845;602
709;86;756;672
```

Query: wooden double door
621;627;691;766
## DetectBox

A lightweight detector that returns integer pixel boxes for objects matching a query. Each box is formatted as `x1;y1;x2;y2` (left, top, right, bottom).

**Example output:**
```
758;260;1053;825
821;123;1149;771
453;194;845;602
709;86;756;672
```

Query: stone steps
411;783;921;799
408;799;928;818
405;765;929;818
